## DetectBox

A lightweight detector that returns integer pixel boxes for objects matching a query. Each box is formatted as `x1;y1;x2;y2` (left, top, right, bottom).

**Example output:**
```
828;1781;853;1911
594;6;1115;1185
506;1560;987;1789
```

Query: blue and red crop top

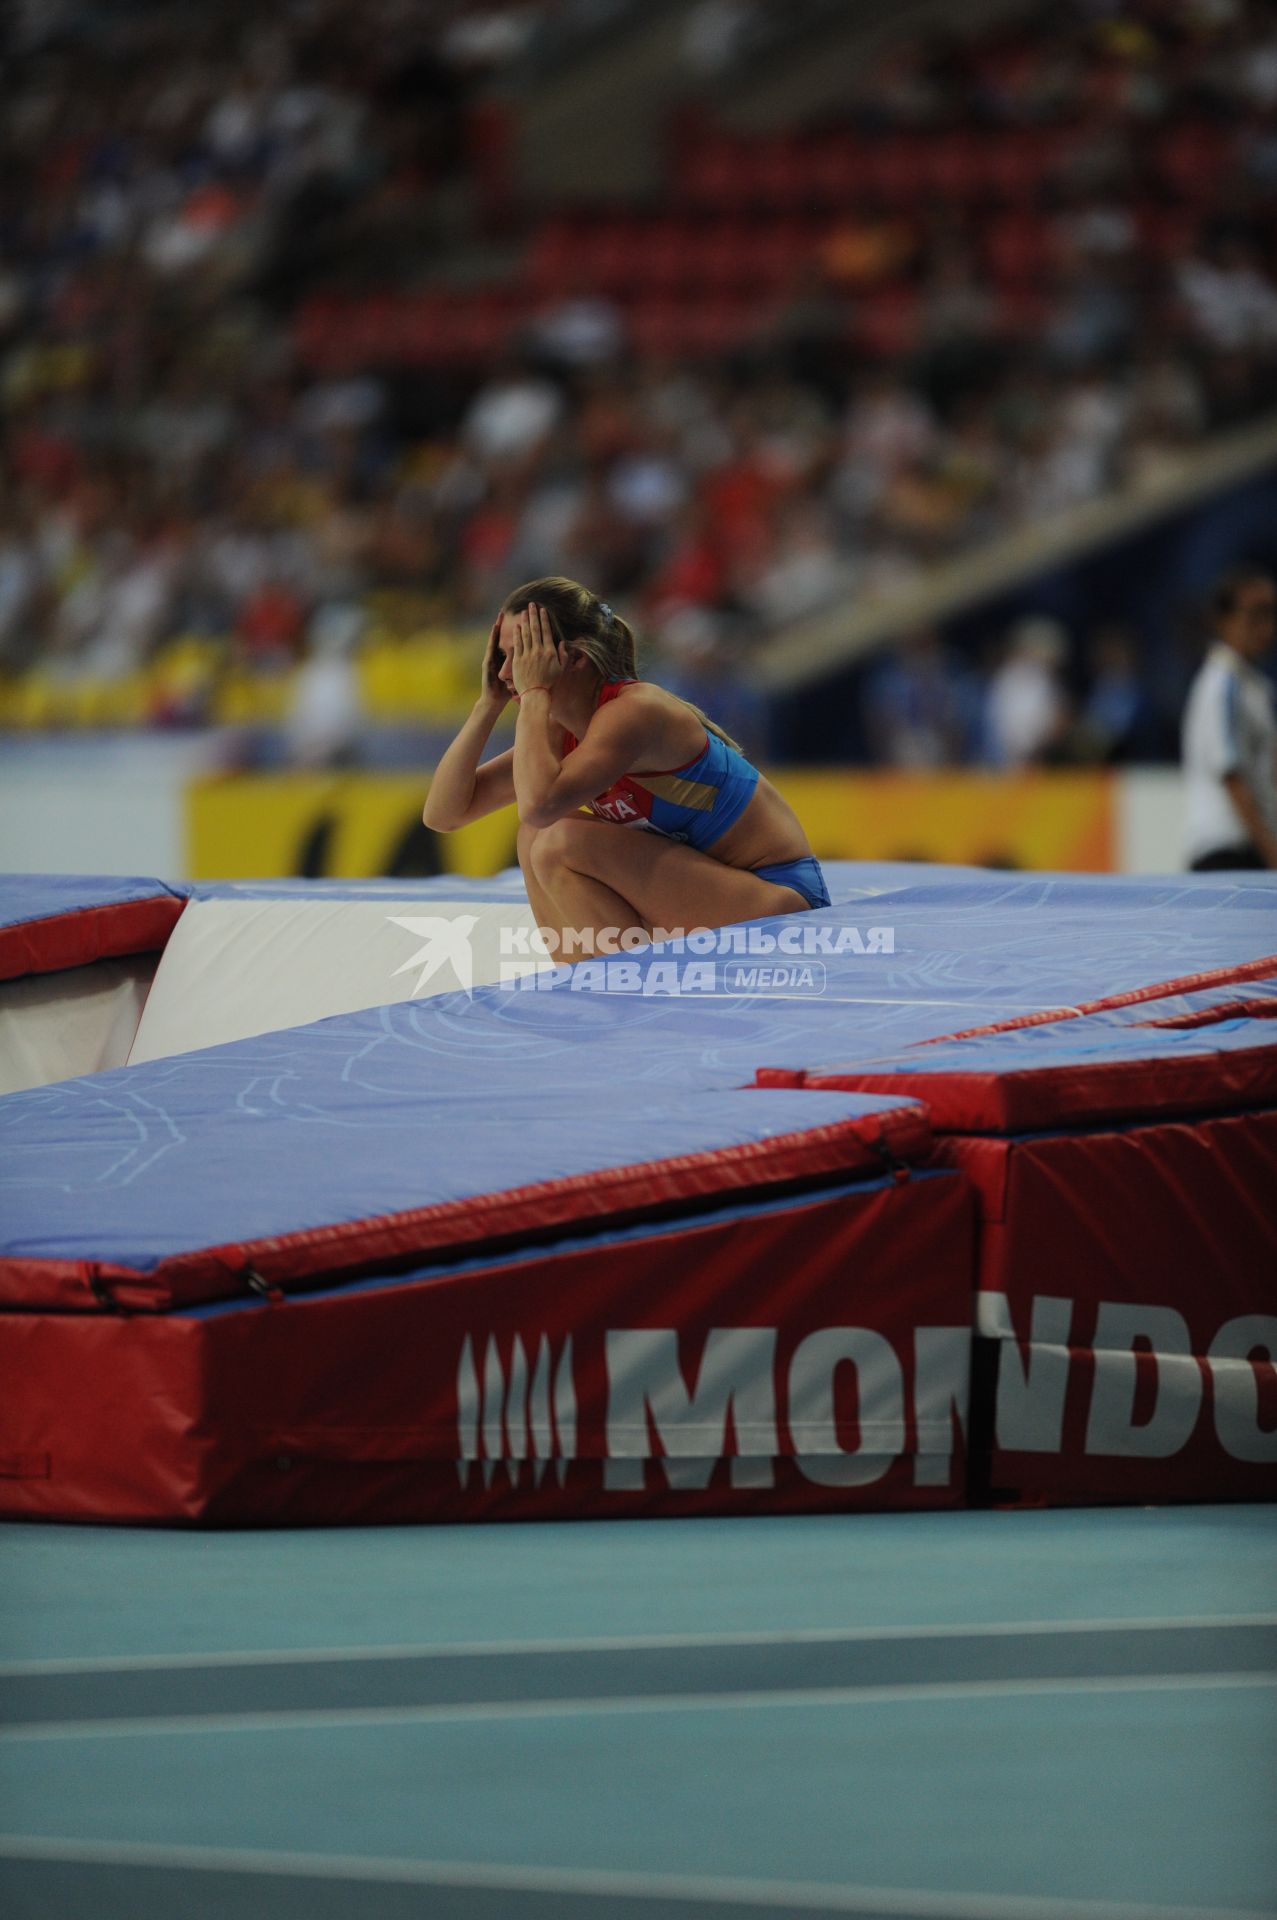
560;678;760;853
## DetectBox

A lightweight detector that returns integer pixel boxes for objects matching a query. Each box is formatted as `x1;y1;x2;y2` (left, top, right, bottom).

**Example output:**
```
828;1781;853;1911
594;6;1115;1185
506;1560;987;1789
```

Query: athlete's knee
516;821;542;868
518;819;571;881
528;815;591;875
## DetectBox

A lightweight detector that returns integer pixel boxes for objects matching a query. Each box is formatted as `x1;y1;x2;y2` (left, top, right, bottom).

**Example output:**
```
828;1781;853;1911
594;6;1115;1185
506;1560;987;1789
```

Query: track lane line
0;1834;1269;1920
5;1612;1275;1678
2;1668;1274;1742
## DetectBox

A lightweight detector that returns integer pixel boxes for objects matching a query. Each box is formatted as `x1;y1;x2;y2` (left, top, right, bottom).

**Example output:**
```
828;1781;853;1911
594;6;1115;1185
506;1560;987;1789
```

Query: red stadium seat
629;296;688;358
1136;202;1203;262
1157;124;1231;203
925;131;987;205
806;134;866;209
680;134;754;213
984;129;1056;205
527;219;577;289
686;296;758;355
579;218;634;291
984;212;1054;286
467;292;519;361
751;136;814;214
856;287;921;358
753;218;815;287
998;283;1052;340
395;296;463;363
693;219;816;292
626;294;757;358
861;135;929;208
640;218;700;290
294;297;345;371
697;220;755;291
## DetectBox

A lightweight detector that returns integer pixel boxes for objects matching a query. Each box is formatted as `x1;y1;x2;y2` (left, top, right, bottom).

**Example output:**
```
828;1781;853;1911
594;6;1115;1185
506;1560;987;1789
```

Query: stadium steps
752;410;1277;693
718;0;1034;135
508;0;696;203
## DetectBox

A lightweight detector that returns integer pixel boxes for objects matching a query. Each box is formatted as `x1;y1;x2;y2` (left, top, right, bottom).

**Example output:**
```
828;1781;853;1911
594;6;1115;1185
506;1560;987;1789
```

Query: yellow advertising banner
779;770;1117;872
186;769;1117;880
187;774;520;881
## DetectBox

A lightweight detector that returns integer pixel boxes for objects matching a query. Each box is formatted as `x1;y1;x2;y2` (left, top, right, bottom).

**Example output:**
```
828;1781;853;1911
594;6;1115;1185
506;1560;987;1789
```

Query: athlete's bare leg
527;816;805;958
516;822;565;948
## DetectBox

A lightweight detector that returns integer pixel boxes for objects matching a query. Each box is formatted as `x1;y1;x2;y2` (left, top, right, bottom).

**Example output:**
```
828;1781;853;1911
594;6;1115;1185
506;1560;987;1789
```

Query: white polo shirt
1181;641;1277;864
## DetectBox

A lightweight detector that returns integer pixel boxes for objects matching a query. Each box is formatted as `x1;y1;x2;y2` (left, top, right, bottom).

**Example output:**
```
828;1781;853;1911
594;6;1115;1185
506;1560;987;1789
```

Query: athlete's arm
515;694;658;829
422;620;517;831
424;733;516;831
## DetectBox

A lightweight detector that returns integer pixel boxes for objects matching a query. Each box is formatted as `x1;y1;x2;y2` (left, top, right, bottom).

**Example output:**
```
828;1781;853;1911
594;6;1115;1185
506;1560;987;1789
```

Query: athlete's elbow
519;783;576;830
422;797;461;833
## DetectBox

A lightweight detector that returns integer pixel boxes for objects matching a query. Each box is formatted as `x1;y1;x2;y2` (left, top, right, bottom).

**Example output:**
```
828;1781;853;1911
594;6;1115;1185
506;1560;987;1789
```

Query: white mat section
127;896;546;1064
0;956;156;1094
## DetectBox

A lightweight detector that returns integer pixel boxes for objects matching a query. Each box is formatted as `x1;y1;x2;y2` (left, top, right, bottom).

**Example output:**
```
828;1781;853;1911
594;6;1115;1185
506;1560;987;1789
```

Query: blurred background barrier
188;768;518;880
184;765;1129;877
0;746;1180;877
184;764;1180;877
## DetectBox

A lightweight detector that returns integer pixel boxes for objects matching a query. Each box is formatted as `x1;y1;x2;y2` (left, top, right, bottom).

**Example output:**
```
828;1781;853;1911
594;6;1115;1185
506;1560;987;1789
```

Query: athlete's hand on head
511;603;567;698
480;617;510;709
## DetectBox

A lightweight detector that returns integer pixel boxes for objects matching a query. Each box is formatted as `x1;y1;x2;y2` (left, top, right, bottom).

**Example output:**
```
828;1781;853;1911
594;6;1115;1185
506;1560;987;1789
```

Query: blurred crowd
860;614;1162;770
2;0;1276;764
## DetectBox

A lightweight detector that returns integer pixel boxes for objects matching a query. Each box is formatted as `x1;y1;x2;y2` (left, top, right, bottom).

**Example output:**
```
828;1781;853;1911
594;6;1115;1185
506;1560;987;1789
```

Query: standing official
1182;570;1277;870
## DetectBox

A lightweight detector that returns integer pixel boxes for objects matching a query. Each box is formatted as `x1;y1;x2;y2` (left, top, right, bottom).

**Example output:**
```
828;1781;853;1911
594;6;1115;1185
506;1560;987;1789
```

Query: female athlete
422;576;830;956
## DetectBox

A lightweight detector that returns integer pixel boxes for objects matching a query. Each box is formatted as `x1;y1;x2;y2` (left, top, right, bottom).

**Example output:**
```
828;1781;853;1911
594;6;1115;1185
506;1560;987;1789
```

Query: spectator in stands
0;494;42;673
1010;399;1108;523
771;265;857;405
527;283;626;370
607;422;690;532
1074;623;1160;764
743;498;851;628
284;601;365;768
982;616;1074;769
1043;257;1138;370
833;369;937;526
441;6;542;74
862;627;979;769
1177;234;1277;355
912;242;1003;415
1181;568;1277;870
1237;101;1277;194
932;395;1009;542
461;355;564;465
645;499;728;622
680;0;760;78
1119;343;1207;489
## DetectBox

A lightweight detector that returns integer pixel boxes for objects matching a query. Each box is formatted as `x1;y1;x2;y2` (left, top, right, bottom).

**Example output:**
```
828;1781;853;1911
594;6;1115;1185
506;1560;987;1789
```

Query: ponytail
681;698;742;756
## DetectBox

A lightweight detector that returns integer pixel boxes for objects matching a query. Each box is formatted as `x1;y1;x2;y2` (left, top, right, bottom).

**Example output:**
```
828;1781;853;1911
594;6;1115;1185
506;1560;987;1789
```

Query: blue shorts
751;855;831;911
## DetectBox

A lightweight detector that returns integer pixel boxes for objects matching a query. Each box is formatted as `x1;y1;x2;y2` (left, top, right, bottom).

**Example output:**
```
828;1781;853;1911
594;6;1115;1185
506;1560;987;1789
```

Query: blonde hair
499;576;742;753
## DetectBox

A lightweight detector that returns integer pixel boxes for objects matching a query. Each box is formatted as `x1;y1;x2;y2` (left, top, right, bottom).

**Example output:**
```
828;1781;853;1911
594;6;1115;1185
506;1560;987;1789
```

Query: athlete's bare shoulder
608;678;678;719
602;679;709;765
